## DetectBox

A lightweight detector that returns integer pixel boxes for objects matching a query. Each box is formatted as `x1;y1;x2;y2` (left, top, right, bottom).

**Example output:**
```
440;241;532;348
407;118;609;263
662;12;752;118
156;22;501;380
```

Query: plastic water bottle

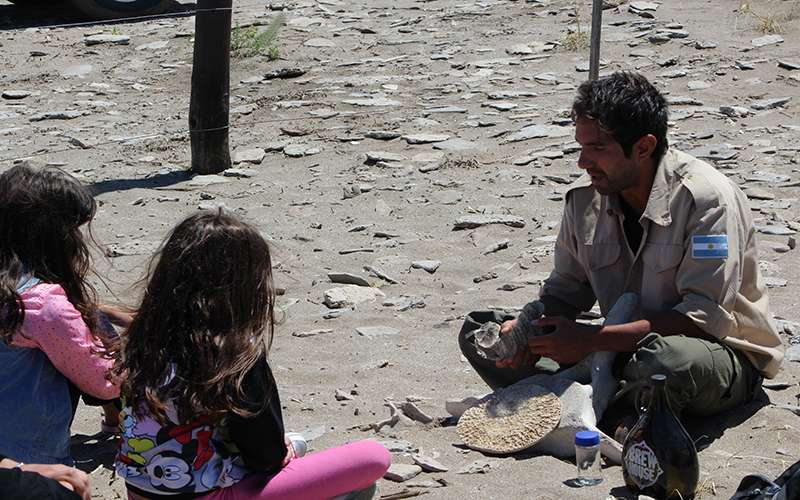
574;430;603;486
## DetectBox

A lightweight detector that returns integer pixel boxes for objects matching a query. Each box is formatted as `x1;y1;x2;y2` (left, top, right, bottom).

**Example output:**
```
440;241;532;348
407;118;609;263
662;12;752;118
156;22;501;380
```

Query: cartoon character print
117;408;159;468
117;404;250;494
121;412;136;438
144;451;195;492
200;456;247;490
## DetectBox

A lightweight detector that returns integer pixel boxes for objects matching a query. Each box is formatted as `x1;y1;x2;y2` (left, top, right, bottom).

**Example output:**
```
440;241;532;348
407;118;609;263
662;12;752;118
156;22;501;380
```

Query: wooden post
589;0;603;81
189;0;232;175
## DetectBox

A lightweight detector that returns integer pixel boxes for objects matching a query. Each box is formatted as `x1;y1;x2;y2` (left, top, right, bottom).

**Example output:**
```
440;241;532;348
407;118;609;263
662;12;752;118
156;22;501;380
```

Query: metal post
589;0;603;81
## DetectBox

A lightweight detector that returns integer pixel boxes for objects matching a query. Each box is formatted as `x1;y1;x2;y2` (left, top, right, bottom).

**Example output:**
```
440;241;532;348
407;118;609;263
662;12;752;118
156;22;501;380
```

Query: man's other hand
527;316;599;364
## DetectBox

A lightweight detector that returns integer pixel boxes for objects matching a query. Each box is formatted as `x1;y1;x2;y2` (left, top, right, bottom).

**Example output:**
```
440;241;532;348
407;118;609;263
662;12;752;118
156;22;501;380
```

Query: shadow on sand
89;169;192;196
684;387;770;452
70;432;118;473
0;1;196;31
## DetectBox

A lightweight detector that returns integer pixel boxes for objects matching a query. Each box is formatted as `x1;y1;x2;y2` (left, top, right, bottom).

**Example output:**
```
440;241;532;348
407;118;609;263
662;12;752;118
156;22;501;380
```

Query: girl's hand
282;440;296;466
98;304;135;328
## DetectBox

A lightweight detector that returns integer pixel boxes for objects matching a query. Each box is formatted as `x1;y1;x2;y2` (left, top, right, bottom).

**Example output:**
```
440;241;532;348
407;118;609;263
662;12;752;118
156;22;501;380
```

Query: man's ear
634;134;657;160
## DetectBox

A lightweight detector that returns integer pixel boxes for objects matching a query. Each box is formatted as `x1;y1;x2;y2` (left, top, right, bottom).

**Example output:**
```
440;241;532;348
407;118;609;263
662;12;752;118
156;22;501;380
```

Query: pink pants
201;440;391;500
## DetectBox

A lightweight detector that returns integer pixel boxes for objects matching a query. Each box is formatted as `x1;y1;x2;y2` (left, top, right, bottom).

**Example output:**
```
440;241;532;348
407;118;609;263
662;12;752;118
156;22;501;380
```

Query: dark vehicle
8;0;172;20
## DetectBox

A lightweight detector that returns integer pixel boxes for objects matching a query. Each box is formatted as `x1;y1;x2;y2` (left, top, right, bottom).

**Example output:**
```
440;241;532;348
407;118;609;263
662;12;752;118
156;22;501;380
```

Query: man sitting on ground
458;71;783;431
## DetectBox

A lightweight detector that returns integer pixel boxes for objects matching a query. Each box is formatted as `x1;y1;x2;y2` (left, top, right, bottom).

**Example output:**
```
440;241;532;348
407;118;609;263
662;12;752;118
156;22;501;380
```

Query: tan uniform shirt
540;149;784;378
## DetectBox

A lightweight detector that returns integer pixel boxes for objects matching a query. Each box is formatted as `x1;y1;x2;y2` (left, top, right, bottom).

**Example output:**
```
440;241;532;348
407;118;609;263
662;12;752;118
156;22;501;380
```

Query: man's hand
527;316;600;365
495;319;534;369
22;464;91;500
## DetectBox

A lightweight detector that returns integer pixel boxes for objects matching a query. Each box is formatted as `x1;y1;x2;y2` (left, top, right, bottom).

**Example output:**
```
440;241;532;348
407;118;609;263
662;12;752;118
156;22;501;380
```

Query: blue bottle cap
575;430;600;446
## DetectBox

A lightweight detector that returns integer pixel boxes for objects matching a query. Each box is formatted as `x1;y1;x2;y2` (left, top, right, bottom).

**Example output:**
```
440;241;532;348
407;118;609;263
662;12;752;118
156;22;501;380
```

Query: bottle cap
651;373;667;385
575;430;600;447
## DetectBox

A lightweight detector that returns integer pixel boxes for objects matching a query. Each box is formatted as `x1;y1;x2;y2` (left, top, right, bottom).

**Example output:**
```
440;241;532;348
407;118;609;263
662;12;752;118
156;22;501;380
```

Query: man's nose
577;151;591;169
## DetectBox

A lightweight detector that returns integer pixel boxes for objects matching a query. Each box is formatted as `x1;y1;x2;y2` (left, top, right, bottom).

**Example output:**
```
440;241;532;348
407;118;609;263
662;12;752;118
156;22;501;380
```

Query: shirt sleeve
228;357;288;472
539;196;597;313
672;199;740;338
13;284;119;400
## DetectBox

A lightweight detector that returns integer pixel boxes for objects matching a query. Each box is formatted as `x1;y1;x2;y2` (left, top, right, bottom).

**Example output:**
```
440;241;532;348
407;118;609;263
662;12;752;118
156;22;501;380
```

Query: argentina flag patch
692;235;728;259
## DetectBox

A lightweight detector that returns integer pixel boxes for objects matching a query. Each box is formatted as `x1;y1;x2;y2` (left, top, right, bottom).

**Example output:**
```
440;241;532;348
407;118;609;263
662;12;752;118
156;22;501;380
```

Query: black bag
731;459;800;499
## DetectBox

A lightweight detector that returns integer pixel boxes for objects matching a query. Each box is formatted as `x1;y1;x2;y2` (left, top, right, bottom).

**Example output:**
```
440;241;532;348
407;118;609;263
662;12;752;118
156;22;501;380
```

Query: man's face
574;117;639;196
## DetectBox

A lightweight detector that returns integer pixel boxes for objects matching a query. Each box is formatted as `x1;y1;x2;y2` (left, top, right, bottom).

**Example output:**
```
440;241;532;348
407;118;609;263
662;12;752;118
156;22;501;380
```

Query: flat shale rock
328;272;371;287
292;329;334;338
501;125;571;143
342;96;401;107
751;97;792;110
304;37;336;48
232;147;266;164
84;34;131;46
412;453;449;472
323;285;385;308
403;133;450;144
355;326;400;338
751;34;784;48
411;260;441;274
453;214;526;229
222;168;257;178
2;90;31;99
29;110;86;121
433;138;479;152
384;464;423;482
366;151;406;163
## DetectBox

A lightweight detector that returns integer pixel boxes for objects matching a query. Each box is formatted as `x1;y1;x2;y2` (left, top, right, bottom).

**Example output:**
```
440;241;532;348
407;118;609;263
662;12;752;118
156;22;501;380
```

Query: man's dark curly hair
572;71;669;162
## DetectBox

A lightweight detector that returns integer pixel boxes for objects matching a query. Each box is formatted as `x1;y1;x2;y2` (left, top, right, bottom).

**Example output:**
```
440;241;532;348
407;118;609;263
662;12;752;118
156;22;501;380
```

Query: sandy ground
2;0;800;498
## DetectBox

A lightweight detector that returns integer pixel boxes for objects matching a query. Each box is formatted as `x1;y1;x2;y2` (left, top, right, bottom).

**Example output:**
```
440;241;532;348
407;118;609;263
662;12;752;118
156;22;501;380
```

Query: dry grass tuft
737;1;800;34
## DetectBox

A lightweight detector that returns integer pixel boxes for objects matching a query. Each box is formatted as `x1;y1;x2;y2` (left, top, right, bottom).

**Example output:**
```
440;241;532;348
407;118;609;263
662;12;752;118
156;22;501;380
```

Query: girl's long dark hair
120;211;276;424
0;163;112;355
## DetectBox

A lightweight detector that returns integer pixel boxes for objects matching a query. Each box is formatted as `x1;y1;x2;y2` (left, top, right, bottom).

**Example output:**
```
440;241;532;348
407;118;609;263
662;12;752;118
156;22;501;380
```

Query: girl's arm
14;284;119;400
228;357;288;472
98;303;135;328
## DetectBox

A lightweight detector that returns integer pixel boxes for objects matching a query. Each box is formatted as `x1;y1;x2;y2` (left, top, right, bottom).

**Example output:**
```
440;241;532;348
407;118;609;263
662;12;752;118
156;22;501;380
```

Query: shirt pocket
641;243;684;310
588;243;621;270
587;243;624;313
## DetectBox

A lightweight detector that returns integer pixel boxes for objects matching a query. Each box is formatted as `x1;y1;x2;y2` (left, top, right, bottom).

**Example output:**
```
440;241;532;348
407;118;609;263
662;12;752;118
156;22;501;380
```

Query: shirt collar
640;149;676;226
605;150;676;226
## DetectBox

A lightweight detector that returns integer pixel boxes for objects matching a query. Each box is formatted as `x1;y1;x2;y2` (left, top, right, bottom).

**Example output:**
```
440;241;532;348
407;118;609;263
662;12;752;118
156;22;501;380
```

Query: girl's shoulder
20;283;82;324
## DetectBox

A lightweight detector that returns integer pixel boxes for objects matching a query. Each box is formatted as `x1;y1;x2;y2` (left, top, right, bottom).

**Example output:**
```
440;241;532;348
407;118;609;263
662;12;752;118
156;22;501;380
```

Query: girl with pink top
0;163;122;466
115;211;391;500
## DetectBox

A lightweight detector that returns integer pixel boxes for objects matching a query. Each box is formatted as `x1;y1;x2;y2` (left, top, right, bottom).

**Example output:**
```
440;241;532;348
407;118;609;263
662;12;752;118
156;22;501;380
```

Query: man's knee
624;333;700;383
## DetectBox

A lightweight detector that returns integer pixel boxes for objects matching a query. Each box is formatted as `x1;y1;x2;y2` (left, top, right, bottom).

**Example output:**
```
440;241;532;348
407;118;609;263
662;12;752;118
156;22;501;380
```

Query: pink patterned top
13;283;118;399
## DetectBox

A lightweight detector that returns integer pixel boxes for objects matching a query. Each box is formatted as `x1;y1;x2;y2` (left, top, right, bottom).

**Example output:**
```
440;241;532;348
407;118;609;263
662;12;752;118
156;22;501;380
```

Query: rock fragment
2;90;31;100
751;97;792;110
384;464;423;482
412;453;449;472
403;133;450;144
411;260;441;274
84;34;131;46
456;460;494;474
328;272;371;287
323;286;384;309
453;214;526;230
751;35;784;48
232;147;265;164
355;326;400;338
